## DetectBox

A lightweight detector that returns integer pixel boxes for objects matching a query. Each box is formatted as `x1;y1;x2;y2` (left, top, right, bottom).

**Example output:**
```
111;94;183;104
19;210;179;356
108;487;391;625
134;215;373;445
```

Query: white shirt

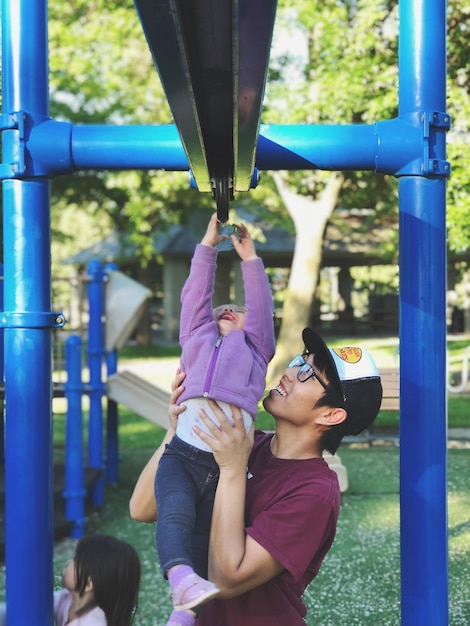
176;397;253;452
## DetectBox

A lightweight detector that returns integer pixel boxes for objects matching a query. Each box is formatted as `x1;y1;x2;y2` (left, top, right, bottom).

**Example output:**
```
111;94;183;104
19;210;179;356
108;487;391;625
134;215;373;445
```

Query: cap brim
302;328;343;399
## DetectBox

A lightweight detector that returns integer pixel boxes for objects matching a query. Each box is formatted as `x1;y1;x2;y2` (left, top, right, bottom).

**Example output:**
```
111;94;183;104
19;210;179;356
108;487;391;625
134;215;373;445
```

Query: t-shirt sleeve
246;487;338;583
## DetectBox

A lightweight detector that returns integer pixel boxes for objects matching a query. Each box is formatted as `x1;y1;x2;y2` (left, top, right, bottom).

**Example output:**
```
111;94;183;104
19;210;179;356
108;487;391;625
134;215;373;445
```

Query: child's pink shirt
54;589;107;625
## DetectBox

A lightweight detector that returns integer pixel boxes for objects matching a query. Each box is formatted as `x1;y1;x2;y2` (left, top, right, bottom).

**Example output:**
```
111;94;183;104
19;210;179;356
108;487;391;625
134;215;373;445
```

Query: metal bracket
0;311;66;329
0;110;27;179
422;110;451;133
421;110;451;177
0;112;21;132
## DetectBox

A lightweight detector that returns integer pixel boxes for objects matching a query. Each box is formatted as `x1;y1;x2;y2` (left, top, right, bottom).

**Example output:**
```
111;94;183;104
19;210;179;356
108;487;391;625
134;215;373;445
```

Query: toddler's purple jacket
178;244;276;418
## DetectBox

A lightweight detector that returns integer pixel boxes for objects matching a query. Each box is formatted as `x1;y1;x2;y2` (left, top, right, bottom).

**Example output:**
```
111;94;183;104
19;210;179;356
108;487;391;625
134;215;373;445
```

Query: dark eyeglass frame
287;353;343;402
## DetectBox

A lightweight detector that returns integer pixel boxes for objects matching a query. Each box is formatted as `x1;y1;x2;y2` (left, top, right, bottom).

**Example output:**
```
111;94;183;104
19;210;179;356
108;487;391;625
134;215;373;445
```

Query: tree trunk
267;172;344;384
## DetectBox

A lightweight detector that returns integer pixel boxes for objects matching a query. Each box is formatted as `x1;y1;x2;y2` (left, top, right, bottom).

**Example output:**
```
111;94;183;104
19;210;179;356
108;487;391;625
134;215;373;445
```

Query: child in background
59;534;140;625
55;534;140;626
0;534;141;626
155;213;276;626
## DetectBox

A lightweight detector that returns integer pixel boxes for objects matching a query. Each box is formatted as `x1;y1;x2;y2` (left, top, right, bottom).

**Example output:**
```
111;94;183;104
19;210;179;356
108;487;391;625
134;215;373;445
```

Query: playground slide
107;370;171;428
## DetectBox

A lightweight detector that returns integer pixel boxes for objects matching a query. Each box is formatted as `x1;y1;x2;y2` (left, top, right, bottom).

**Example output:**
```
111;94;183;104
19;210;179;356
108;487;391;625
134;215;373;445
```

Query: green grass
44;415;470;625
2;408;468;624
47;405;469;625
118;344;182;360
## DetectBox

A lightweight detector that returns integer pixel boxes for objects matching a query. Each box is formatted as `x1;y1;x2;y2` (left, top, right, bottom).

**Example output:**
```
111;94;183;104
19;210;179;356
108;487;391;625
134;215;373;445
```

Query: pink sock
168;564;194;590
167;610;195;626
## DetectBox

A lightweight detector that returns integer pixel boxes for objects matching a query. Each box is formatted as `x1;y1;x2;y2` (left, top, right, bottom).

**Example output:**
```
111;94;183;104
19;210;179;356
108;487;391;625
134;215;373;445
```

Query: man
130;328;382;625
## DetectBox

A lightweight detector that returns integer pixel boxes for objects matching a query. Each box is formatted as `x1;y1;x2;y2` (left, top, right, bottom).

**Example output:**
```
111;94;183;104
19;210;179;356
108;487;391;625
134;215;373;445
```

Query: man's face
264;353;328;422
213;304;247;336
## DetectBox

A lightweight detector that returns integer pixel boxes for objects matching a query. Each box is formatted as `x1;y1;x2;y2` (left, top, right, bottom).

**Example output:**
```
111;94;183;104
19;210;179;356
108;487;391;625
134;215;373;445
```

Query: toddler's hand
201;213;227;248
232;223;257;261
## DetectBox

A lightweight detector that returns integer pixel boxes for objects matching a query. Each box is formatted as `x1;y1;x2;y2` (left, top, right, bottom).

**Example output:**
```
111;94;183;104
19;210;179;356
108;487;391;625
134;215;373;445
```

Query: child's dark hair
74;534;141;626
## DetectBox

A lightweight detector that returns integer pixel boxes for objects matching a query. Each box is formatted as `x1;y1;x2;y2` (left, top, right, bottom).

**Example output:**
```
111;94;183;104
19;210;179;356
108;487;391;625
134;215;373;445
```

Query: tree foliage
265;0;403;378
1;1;468;354
48;0;217;271
261;0;470;380
446;3;470;254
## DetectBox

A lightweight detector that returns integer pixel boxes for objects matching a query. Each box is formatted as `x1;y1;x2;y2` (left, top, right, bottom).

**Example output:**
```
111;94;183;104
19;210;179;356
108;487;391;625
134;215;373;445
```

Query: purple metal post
398;1;449;624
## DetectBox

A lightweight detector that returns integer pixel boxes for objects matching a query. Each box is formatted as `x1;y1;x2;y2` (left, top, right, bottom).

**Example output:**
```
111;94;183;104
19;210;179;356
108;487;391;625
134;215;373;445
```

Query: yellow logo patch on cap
332;347;362;364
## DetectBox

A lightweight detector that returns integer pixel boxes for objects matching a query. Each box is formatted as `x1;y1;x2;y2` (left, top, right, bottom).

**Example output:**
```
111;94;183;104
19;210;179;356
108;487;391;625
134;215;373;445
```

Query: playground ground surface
1;333;470;625
53;429;470;626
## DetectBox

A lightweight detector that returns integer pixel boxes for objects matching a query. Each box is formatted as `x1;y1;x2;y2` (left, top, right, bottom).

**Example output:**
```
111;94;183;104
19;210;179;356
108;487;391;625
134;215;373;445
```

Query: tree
263;0;470;381
446;2;470;255
48;0;216;275
4;0;467;356
265;0;400;380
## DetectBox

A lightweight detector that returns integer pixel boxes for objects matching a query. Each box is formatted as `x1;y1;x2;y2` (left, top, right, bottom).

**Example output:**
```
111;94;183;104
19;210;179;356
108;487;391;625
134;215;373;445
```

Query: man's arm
128;431;170;523
129;371;185;522
194;403;285;598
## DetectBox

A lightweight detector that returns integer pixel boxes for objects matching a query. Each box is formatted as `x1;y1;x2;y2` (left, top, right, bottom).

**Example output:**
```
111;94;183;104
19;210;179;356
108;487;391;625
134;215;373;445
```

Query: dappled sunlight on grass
448;493;470;552
339;447;399;494
304;495;401;624
118;420;161;448
342;495;399;530
0;446;465;625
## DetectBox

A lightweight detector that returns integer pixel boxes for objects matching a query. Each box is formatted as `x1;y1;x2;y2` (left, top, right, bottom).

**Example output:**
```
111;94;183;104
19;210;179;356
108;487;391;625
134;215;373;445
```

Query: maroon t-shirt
197;431;341;626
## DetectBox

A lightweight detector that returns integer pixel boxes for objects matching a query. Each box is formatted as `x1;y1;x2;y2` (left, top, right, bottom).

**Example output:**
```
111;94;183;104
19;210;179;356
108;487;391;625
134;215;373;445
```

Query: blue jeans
155;435;219;578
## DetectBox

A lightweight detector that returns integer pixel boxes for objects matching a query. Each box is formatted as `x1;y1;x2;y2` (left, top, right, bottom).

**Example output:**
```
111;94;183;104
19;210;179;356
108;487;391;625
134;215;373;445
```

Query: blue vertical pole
104;262;120;484
0;265;4;467
63;336;86;538
105;349;120;483
87;261;105;505
398;1;449;625
1;0;55;624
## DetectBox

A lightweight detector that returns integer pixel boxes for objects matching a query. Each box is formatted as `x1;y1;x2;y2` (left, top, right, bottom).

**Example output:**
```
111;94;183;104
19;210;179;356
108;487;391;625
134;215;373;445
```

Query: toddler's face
213;304;247;335
61;559;77;592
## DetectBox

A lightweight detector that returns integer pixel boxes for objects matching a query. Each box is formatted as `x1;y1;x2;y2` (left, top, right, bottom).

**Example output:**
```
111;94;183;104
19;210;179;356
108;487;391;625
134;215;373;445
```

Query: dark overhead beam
134;0;277;222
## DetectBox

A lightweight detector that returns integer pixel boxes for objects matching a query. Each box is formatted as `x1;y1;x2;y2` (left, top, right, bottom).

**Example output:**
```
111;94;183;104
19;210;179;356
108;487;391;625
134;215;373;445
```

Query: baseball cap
302;328;383;436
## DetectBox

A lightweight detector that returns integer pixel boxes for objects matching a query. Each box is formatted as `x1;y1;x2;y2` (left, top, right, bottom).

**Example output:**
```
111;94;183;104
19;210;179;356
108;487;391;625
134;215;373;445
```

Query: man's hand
169;368;186;431
194;400;254;474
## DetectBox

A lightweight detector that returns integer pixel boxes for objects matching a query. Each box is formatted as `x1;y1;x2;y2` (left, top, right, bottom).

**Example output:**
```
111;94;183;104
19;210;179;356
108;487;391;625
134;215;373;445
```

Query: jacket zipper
203;335;222;396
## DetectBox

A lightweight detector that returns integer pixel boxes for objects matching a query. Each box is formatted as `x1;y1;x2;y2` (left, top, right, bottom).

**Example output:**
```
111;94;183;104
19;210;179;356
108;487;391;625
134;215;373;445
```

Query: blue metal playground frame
1;1;449;624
